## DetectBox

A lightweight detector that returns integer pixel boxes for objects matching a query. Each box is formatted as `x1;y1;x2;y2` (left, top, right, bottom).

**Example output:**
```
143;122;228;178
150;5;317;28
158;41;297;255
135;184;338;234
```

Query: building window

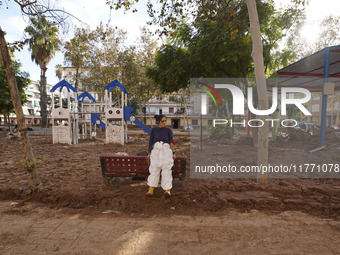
192;120;198;125
169;107;174;113
208;120;213;126
176;107;185;114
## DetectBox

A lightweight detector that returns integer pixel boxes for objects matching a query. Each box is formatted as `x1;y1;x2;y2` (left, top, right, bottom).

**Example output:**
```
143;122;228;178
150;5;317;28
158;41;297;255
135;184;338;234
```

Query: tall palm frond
24;15;60;127
25;16;60;70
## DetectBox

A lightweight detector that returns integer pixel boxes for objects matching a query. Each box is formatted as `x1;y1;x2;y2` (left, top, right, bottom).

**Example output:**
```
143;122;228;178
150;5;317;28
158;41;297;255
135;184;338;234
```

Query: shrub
206;119;232;139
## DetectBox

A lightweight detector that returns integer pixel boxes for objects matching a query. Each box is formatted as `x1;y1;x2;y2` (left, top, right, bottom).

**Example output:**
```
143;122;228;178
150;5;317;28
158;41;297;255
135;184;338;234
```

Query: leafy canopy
146;0;304;93
0;61;29;116
24;15;61;70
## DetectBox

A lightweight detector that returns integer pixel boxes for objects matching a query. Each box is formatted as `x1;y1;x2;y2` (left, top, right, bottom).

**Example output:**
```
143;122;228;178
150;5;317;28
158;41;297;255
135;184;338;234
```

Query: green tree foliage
65;25;160;116
146;1;304;93
206;119;233;140
78;23;126;96
118;46;141;97
129;27;161;113
25;15;61;127
107;0;307;37
0;61;29;125
1;0;79;188
64;28;91;90
146;44;191;93
55;64;63;80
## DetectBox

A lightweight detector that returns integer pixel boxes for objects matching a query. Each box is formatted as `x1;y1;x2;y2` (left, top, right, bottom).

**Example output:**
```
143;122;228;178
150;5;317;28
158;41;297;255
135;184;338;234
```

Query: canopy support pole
320;47;330;147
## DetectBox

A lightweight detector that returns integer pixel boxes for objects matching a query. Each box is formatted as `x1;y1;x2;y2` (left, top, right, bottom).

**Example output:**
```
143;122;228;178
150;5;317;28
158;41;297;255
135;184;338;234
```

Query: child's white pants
147;142;173;190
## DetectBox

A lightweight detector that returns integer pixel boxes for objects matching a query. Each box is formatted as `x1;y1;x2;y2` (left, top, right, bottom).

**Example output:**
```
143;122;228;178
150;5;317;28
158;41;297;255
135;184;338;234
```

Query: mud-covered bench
100;155;186;183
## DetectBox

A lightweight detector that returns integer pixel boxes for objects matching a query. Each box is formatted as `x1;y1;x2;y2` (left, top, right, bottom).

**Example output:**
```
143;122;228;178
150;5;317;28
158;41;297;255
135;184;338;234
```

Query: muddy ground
1;129;340;219
1;129;340;254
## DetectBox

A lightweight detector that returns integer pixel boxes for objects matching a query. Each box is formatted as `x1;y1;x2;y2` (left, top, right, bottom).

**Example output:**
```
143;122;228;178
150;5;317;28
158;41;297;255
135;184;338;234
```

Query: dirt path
1;201;339;255
1;131;340;254
1;133;340;219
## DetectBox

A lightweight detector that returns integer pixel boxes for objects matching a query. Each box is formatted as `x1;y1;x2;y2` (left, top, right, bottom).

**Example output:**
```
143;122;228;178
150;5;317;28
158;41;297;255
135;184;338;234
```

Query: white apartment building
3;80;53;126
139;100;190;129
62;67;87;92
23;80;53;125
137;90;193;129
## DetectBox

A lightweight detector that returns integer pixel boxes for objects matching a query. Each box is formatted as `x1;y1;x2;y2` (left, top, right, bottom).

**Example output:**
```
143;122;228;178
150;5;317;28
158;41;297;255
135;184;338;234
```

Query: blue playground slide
78;88;149;135
77;92;107;130
89;107;150;134
91;113;106;130
124;106;151;135
90;108;150;135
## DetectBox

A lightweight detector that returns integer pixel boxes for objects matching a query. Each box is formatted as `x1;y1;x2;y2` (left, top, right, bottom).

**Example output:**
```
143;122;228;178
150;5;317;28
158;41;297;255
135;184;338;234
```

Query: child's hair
154;114;166;124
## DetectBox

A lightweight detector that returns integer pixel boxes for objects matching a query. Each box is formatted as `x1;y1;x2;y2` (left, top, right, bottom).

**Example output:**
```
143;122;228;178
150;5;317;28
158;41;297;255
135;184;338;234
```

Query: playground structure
50;79;150;145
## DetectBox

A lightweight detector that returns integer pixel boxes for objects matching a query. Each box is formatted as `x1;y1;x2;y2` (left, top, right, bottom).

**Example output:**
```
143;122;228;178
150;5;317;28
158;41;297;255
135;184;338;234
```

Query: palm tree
55;64;63;81
25;15;60;127
64;28;90;91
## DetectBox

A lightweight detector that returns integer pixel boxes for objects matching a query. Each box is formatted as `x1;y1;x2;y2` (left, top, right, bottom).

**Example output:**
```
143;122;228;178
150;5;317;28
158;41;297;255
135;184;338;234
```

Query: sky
0;0;340;86
0;0;160;86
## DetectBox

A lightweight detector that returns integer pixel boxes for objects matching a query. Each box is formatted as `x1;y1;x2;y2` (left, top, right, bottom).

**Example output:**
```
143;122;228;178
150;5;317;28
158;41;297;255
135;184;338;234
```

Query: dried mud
1;131;340;220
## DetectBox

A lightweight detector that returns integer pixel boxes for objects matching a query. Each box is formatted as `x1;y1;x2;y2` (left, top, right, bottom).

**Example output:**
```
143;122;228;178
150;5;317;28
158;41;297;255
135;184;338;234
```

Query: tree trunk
271;110;279;141
140;102;146;124
231;115;235;138
184;100;189;132
148;102;152;127
0;27;40;188
225;101;230;116
75;67;79;91
6;109;11;132
246;0;269;184
336;99;340;125
331;106;334;126
251;113;258;148
3;108;8;128
40;67;48;128
182;105;186;130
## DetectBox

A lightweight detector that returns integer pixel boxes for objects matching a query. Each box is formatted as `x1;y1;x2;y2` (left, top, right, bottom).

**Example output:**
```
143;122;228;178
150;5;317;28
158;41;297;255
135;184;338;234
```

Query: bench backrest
100;155;186;178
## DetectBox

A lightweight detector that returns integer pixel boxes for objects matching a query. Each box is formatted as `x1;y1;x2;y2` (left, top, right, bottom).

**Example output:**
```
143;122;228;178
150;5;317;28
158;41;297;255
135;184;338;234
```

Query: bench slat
100;155;186;181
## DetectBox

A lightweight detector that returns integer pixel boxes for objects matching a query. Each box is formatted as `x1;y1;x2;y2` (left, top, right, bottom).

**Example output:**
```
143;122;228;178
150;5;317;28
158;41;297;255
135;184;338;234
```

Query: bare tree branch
11;0;85;34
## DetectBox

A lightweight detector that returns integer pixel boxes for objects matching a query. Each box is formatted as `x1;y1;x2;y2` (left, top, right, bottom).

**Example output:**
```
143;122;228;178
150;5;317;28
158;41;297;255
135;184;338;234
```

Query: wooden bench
100;155;186;183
